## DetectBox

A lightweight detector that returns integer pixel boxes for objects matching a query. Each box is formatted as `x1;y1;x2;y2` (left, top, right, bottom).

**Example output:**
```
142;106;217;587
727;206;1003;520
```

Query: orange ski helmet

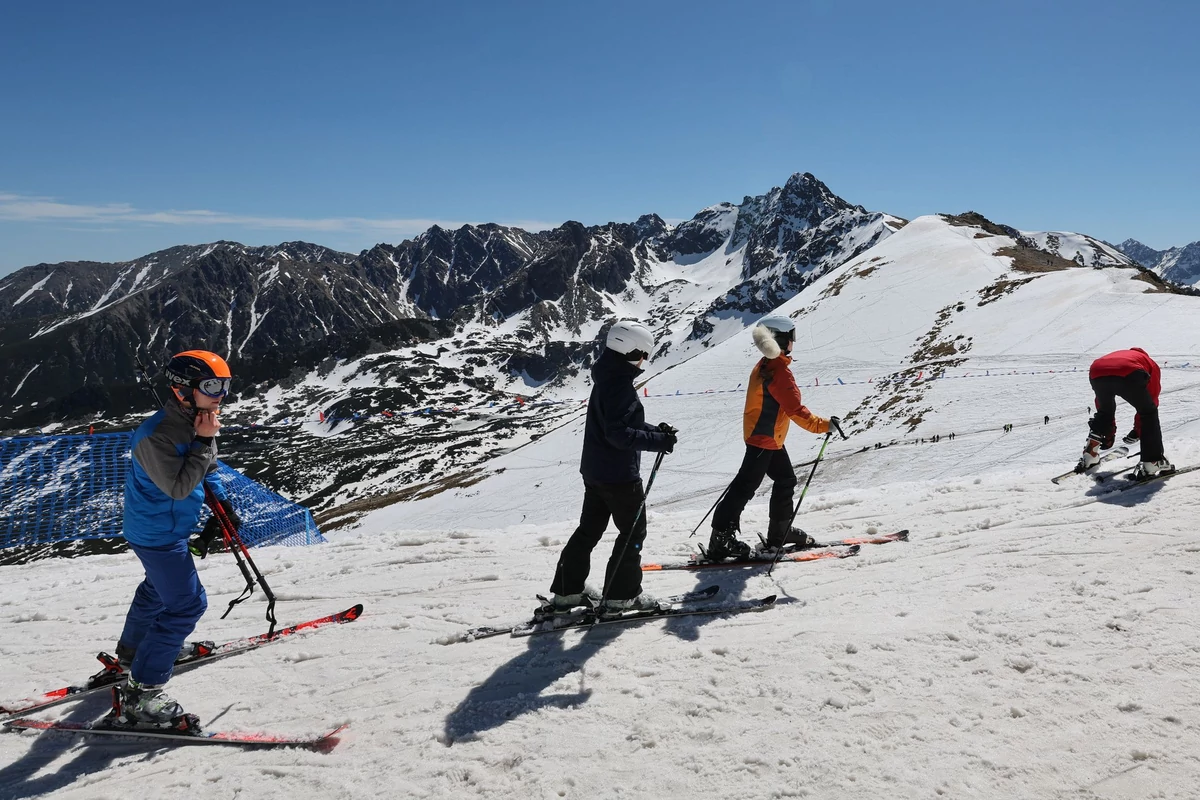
165;350;232;403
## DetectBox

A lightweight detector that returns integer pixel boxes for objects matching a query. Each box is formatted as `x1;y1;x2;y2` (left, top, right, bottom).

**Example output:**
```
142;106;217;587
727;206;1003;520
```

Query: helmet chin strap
170;385;198;410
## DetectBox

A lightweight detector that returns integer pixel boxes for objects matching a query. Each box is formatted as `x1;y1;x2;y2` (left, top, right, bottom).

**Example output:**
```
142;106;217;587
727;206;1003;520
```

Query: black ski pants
711;444;797;533
551;479;647;601
1089;370;1163;462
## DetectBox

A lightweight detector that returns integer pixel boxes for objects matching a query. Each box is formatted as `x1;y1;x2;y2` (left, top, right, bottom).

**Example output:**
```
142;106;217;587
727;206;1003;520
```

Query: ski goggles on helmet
194;377;232;398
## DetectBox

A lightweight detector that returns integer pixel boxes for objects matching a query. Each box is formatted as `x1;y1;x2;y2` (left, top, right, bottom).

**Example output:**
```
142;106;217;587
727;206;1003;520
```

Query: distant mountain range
1114;238;1200;286
0;173;1182;516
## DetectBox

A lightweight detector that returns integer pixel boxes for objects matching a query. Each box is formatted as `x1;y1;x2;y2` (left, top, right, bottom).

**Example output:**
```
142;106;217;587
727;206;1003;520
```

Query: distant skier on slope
548;321;677;615
706;315;838;560
114;350;240;728
1078;347;1174;480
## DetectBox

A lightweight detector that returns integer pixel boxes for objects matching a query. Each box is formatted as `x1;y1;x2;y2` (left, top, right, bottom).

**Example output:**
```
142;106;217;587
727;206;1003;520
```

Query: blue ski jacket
123;401;228;547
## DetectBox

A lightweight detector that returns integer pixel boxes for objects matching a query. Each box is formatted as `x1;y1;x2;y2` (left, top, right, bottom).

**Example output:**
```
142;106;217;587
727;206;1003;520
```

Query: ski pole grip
831;417;847;440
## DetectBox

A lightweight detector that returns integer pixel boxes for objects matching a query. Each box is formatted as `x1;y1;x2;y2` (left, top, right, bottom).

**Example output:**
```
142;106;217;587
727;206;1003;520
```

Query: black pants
1090;371;1163;462
711;445;798;532
551;480;647;601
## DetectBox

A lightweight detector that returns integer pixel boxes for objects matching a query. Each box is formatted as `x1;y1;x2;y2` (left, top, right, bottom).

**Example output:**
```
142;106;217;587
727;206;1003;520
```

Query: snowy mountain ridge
1116;237;1200;286
0;174;901;513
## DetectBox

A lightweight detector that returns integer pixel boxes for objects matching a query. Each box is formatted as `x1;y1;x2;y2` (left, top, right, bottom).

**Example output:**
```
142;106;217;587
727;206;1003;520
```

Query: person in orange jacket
706;315;838;560
1079;347;1173;479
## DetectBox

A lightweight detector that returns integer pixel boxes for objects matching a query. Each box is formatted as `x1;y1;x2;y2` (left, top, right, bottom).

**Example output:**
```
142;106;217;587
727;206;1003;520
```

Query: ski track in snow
3;215;1200;798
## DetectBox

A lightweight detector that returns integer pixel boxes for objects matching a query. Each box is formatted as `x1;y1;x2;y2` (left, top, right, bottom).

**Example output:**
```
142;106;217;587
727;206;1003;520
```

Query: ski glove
828;415;846;439
657;422;679;454
1122;430;1139;446
188;501;240;559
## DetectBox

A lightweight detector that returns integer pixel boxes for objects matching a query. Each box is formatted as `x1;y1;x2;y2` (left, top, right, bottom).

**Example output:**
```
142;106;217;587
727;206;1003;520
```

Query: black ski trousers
711;444;797;533
1089;370;1163;462
551;479;647;601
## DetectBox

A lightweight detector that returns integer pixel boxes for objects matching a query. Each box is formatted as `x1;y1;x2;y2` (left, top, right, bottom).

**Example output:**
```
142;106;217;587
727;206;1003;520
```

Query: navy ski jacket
580;348;673;484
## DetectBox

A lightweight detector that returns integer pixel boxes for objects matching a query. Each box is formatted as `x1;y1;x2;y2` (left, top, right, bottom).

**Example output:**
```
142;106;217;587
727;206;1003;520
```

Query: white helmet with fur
752;315;796;359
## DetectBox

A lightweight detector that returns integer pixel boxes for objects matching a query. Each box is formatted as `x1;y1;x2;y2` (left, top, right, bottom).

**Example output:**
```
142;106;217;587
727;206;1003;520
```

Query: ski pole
598;450;666;611
768;425;842;577
205;484;278;638
689;479;733;538
690;448;769;538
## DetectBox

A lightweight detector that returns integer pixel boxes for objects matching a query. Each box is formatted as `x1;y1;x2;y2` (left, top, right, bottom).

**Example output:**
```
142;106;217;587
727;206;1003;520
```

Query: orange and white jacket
742;326;829;449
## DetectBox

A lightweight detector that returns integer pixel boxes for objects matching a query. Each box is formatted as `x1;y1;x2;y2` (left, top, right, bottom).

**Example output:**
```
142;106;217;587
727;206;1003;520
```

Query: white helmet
606;320;655;361
753;315;795;358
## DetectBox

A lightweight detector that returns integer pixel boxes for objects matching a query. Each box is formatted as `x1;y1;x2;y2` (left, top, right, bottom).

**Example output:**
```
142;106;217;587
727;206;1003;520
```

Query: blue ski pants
118;539;208;685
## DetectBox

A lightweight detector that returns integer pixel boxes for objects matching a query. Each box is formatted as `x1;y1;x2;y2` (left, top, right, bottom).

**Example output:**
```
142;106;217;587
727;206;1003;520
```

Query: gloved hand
1122;430;1139;446
188;501;240;559
828;415;846;439
657;422;678;454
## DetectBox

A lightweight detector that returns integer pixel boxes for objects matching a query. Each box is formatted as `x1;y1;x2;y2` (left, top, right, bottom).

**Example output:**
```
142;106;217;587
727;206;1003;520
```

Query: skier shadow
442;624;626;745
1086;479;1166;507
0;694;162;799
662;559;757;643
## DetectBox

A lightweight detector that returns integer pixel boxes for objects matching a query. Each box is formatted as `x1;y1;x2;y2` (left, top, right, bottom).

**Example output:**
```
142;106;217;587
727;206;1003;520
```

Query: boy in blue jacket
115;349;239;728
549;321;677;615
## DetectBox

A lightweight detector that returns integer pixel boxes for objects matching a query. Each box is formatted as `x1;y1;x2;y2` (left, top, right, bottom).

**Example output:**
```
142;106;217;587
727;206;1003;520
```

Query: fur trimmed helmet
752;315;795;359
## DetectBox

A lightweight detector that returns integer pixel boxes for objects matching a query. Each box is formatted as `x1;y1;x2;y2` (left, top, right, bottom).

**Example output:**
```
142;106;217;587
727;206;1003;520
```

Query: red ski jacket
1089;348;1161;435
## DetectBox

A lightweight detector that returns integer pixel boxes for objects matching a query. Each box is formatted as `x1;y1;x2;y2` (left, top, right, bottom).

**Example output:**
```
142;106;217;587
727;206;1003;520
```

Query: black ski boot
706;526;752;561
758;519;814;554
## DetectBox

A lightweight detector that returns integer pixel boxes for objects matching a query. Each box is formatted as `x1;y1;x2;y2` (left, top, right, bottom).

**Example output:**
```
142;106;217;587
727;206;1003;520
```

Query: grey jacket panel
132;402;220;501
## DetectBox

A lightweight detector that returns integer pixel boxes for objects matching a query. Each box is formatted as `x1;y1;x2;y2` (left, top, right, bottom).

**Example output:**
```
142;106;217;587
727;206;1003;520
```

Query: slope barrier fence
0;432;323;552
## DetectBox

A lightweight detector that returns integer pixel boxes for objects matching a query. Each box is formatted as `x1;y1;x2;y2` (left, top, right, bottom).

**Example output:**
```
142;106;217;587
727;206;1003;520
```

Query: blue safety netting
0;432;324;550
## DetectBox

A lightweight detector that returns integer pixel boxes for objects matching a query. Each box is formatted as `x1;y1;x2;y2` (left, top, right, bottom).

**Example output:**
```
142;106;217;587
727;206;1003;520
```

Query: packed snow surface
3;216;1200;799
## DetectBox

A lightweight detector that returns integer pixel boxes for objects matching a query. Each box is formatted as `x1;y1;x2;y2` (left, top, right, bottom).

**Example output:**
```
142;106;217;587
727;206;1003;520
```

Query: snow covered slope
4;215;1200;799
363;213;1200;533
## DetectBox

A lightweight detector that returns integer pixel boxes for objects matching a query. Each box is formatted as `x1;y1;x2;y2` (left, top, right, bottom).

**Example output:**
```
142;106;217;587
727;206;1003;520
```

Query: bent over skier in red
1079;347;1173;480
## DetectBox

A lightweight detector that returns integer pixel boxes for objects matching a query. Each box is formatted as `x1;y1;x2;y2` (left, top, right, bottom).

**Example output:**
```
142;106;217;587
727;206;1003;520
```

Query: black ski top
580;348;673;484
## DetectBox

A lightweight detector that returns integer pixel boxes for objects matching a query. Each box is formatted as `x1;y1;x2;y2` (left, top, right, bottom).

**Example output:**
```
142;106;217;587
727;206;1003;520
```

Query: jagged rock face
1116;238;1164;269
1115;239;1200;286
0;242;435;424
1;174;897;428
0;173;903;510
1160;243;1200;285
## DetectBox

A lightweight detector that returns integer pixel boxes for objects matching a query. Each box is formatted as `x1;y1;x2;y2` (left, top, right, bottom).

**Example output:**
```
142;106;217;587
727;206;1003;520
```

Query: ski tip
312;724;348;753
842;545;861;557
343;604;365;621
895;530;910;541
761;595;778;605
699;585;721;596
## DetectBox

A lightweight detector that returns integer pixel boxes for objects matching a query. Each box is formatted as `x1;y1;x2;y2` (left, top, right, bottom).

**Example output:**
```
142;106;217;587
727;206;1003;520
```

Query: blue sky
1;0;1196;273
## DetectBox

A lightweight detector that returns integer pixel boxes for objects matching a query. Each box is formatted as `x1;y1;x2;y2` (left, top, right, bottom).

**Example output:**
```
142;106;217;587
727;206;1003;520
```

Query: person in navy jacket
1080;347;1173;479
548;321;676;615
115;349;239;728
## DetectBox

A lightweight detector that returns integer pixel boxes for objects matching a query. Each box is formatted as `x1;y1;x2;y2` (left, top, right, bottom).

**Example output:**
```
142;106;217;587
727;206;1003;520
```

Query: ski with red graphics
3;717;346;751
810;529;909;548
0;604;363;720
642;544;860;572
